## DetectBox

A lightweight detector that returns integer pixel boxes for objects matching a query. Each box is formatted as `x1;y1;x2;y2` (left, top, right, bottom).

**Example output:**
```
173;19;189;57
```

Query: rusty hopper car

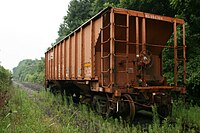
45;7;186;122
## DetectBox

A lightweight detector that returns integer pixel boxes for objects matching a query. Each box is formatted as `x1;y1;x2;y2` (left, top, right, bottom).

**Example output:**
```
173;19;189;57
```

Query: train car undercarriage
47;80;174;123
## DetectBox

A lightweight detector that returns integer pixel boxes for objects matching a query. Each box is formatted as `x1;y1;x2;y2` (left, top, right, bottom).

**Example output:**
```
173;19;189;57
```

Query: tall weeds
1;86;200;133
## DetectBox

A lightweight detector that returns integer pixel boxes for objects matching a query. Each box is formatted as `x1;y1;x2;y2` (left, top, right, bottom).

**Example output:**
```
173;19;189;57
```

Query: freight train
45;7;186;123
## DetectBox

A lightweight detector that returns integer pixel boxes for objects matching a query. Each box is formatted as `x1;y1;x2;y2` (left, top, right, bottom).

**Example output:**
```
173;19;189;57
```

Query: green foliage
172;100;200;131
169;0;200;101
56;0;94;43
12;58;44;84
119;0;174;16
66;0;93;30
0;86;71;132
1;85;200;132
91;0;120;15
0;65;12;91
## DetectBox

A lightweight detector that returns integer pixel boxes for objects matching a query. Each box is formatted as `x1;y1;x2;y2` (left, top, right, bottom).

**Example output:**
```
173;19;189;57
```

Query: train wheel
121;94;135;123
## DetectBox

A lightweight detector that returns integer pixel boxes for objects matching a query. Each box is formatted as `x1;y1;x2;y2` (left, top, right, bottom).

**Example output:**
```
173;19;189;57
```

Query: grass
0;86;72;133
0;84;200;133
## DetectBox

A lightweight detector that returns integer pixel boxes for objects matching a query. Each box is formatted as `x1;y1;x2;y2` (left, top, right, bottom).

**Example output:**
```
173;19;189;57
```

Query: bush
0;65;11;91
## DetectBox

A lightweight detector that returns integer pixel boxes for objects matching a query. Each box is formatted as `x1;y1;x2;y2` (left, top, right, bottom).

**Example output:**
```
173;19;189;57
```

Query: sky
0;0;70;71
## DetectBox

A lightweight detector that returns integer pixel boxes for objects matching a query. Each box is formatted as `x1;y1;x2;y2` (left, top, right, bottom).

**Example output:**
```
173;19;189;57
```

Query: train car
45;7;186;122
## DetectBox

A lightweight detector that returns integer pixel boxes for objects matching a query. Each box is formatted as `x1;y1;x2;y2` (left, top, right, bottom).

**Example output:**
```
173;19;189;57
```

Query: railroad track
13;81;43;91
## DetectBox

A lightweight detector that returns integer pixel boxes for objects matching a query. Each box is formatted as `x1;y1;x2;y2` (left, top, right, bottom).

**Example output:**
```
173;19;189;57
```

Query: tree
56;0;93;43
170;0;200;57
0;65;11;90
12;58;45;84
119;0;174;16
91;0;120;15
